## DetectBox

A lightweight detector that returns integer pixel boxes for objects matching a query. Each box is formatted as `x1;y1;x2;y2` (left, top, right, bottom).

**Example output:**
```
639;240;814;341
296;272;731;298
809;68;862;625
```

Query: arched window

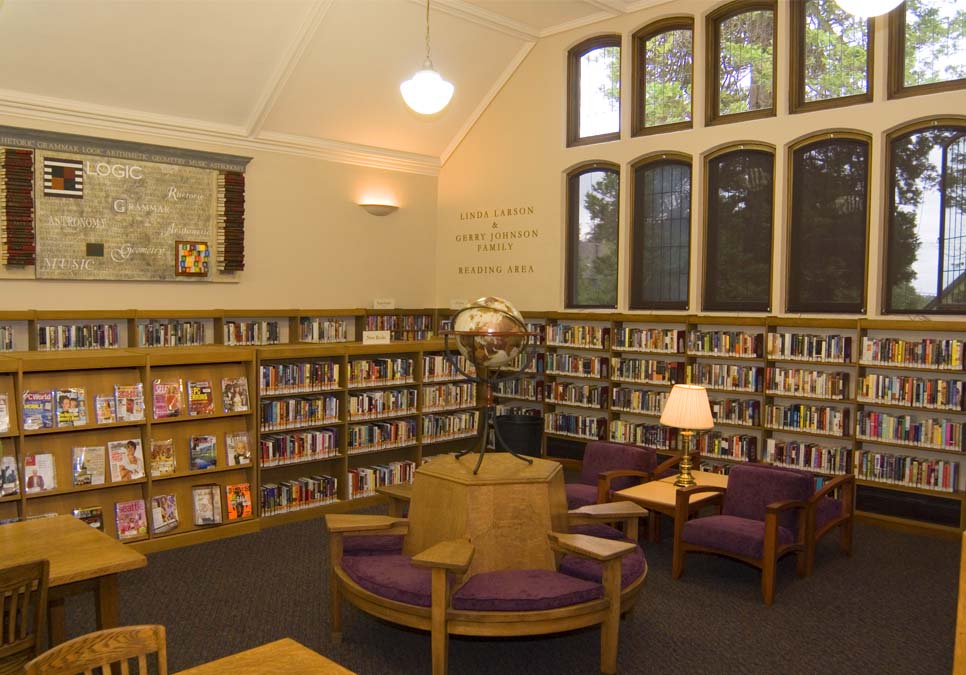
706;1;776;126
566;163;620;308
630;154;691;310
885;120;966;313
632;18;693;136
787;134;870;313
889;0;966;98
567;35;621;147
790;0;872;113
704;146;774;312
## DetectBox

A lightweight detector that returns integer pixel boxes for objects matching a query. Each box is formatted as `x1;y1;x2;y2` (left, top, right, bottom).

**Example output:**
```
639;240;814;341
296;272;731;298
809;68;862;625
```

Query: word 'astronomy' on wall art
0;126;250;282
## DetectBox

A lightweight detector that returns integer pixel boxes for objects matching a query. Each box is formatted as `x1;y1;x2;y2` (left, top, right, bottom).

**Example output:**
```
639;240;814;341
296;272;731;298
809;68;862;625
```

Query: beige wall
437;0;966;318
0;111;438;311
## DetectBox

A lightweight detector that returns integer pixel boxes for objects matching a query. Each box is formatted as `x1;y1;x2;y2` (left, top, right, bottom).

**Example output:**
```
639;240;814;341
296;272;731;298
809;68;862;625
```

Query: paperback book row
546;324;610;349
422;411;479;441
346;460;415;499
697;432;759;462
856;373;964;411
546;382;607;408
853;450;959;492
137;320;207;347
764;404;851;436
689;363;764;393
260;474;338;515
764;367;851;400
422;354;474;381
546;353;610;379
494;378;542;400
614;326;685;353
259;429;339;466
259;361;340;394
223;319;281;346
347;419;417;452
608;420;669;448
422;382;477;410
260;395;339;430
610;357;681;384
687;330;763;358
347;358;415;387
859;337;964;370
546;412;607;441
855;411;963;451
764;439;853;475
36;323;120;351
297;317;350;343
348;388;417;419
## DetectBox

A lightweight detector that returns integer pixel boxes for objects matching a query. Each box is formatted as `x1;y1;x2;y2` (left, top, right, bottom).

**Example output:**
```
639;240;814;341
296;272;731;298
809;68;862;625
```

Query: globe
452;296;527;369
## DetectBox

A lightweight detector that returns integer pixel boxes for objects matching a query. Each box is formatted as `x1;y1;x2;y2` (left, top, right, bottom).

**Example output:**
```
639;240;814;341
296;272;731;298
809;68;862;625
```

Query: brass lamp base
673;430;696;488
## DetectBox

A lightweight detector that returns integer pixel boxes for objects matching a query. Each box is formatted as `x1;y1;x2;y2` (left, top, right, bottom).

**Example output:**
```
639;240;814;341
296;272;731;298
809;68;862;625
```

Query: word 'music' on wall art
0;125;250;282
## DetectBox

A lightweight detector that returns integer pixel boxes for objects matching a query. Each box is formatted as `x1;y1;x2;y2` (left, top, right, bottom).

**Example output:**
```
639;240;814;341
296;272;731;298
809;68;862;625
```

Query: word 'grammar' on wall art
0;125;251;283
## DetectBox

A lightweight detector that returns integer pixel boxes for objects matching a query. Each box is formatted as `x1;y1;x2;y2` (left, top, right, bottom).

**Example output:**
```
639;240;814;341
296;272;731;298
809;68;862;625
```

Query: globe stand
442;329;540;475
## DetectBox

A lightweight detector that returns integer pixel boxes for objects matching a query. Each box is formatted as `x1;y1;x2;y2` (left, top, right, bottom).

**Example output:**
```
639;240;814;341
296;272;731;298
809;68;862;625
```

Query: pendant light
834;0;904;18
400;0;454;115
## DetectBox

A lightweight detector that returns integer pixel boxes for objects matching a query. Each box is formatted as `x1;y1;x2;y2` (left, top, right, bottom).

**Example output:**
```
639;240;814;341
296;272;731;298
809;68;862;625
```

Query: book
187;380;214;416
0;393;8;432
55;387;88;427
71;446;106;486
152;379;183;419
114;383;145;422
221;376;250;413
22;390;54;430
108;438;145;482
24;453;55;493
225;431;252;466
150;494;179;534
226;482;252;521
72;505;104;531
95;395;117;424
189;435;217;470
192;484;223;525
115;499;148;541
0;455;18;496
150;438;176;477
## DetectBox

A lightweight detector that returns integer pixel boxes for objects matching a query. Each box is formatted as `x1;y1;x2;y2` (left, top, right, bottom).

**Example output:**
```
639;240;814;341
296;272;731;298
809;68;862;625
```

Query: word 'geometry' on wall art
0;126;250;282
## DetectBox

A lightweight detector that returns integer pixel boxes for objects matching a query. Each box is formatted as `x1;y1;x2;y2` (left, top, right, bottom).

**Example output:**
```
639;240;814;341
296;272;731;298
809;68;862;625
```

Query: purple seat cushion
569;523;626;540
566;483;599;510
452;569;602;612
559;546;646;588
724;464;812;534
342;534;405;556
578;441;656;491
683;515;794;560
341;554;431;607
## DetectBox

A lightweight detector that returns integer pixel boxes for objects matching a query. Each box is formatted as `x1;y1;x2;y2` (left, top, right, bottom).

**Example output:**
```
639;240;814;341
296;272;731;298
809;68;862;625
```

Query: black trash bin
494;414;543;457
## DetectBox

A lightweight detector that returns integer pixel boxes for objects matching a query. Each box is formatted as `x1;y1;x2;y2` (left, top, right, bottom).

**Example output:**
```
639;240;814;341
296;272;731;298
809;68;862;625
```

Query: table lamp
660;384;714;488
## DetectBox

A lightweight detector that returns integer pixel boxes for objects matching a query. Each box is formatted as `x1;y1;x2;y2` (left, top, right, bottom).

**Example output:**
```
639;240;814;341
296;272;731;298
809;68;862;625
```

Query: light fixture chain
425;0;432;64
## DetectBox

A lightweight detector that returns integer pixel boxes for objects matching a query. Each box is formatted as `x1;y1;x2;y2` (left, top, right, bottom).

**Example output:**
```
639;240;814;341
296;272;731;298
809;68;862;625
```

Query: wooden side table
173;638;355;674
614;470;728;542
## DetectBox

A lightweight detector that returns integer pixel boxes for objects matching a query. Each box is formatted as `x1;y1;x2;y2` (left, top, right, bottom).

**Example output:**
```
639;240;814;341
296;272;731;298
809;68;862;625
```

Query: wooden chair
0;559;49;675
805;473;855;575
23;625;167;675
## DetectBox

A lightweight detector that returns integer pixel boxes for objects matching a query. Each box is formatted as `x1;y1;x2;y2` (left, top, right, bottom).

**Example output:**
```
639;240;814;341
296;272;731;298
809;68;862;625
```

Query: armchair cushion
342;534;405;557
559;545;646;588
341;554;432;607
723;464;813;533
579;441;656;490
565;483;600;510
452;569;602;612
569;523;626;540
682;515;794;560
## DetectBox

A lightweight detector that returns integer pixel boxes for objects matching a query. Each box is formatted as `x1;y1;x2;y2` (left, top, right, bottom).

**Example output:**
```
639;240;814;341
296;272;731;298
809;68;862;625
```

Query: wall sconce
359;203;399;217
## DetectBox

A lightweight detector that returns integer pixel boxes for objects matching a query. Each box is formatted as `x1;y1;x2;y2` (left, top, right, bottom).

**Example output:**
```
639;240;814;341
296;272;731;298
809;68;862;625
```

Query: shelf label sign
362;330;391;344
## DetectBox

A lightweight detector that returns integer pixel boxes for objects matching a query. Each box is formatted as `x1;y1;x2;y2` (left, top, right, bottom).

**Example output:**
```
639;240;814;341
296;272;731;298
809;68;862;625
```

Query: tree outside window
567;167;619;308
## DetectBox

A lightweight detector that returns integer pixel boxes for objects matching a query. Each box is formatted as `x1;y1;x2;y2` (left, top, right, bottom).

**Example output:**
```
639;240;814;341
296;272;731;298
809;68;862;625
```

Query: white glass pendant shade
400;65;454;115
834;0;903;18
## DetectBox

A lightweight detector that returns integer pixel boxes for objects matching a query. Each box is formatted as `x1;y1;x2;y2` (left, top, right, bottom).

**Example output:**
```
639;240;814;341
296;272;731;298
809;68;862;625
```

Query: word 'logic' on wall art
0;125;250;282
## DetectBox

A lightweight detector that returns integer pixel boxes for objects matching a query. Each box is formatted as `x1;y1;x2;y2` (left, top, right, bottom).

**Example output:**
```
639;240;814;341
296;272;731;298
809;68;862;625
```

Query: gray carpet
65;516;958;674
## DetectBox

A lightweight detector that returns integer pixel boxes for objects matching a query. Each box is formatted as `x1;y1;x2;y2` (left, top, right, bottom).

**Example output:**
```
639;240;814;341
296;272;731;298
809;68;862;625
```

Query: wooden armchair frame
671;484;808;605
0;559;49;675
23;624;167;675
805;473;855;575
593;452;699;504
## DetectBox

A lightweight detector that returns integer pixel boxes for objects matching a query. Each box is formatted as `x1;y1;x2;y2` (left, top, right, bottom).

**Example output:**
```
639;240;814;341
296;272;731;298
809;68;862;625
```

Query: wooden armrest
569;501;647;519
325;514;407;533
765;499;808;514
411;539;475;572
548;532;636;562
598;469;650;482
376;483;413;501
810;473;854;504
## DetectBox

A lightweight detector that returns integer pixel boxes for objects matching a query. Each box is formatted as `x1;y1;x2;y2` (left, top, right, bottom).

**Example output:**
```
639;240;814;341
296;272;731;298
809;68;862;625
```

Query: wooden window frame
565;161;621;309
705;0;778;127
702;144;775;312
632;17;694;137
789;0;874;114
567;35;622;148
889;1;966;99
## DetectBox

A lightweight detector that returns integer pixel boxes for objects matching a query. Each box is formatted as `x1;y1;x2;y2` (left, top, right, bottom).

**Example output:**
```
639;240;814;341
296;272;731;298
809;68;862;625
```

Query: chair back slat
23;625;167;675
0;559;48;668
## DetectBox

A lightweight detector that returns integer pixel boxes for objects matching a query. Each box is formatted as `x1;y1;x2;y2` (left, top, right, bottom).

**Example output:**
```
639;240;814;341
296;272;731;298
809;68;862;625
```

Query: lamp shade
660;384;714;430
833;0;903;17
400;67;454;115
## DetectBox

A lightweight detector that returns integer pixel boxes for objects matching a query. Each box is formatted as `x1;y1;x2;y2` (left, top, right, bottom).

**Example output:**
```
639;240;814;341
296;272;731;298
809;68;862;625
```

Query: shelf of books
364;309;435;342
220;309;292;346
0;356;21;523
33;310;133;351
419;350;480;460
131;310;217;348
0;310;32;353
291;309;363;344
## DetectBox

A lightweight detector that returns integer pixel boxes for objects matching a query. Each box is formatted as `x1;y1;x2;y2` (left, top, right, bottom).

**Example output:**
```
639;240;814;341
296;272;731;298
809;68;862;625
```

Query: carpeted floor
65;515;958;674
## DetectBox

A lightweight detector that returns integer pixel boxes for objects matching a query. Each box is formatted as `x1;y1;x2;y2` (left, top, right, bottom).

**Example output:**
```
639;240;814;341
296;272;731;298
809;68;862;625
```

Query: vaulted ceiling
0;0;666;173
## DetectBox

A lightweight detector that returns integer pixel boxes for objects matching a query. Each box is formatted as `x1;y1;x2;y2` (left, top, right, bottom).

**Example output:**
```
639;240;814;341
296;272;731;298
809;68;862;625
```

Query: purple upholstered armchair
565;441;668;510
671;463;813;605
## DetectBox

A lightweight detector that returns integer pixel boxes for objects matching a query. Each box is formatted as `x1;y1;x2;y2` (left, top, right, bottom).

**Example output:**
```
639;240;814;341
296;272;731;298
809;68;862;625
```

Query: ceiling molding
581;0;627;14
245;0;333;138
440;41;535;166
536;10;626;37
253;131;441;176
414;0;540;40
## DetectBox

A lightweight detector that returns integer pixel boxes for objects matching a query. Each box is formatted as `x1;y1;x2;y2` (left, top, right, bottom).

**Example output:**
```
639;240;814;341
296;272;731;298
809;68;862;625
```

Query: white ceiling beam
581;0;627;14
245;0;332;138
409;0;540;41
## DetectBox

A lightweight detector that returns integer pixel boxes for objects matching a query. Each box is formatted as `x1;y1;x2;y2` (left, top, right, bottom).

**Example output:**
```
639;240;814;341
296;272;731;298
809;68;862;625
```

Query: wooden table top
0;515;146;586
615;471;729;510
376;482;413;500
173;638;356;675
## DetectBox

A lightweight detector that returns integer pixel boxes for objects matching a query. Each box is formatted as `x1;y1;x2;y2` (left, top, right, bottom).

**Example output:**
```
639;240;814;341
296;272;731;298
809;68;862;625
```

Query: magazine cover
0;393;8;433
95;395;117;424
221;376;250;413
150;494;179;534
115;499;148;541
192;484;222;525
225;431;252;466
71;446;106;486
114;383;145;422
22;390;54;430
56;387;88;427
152;380;183;419
0;455;19;496
189;435;217;470
108;439;145;482
24;453;56;493
187;380;214;416
72;505;104;531
150;438;176;477
226;482;252;520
